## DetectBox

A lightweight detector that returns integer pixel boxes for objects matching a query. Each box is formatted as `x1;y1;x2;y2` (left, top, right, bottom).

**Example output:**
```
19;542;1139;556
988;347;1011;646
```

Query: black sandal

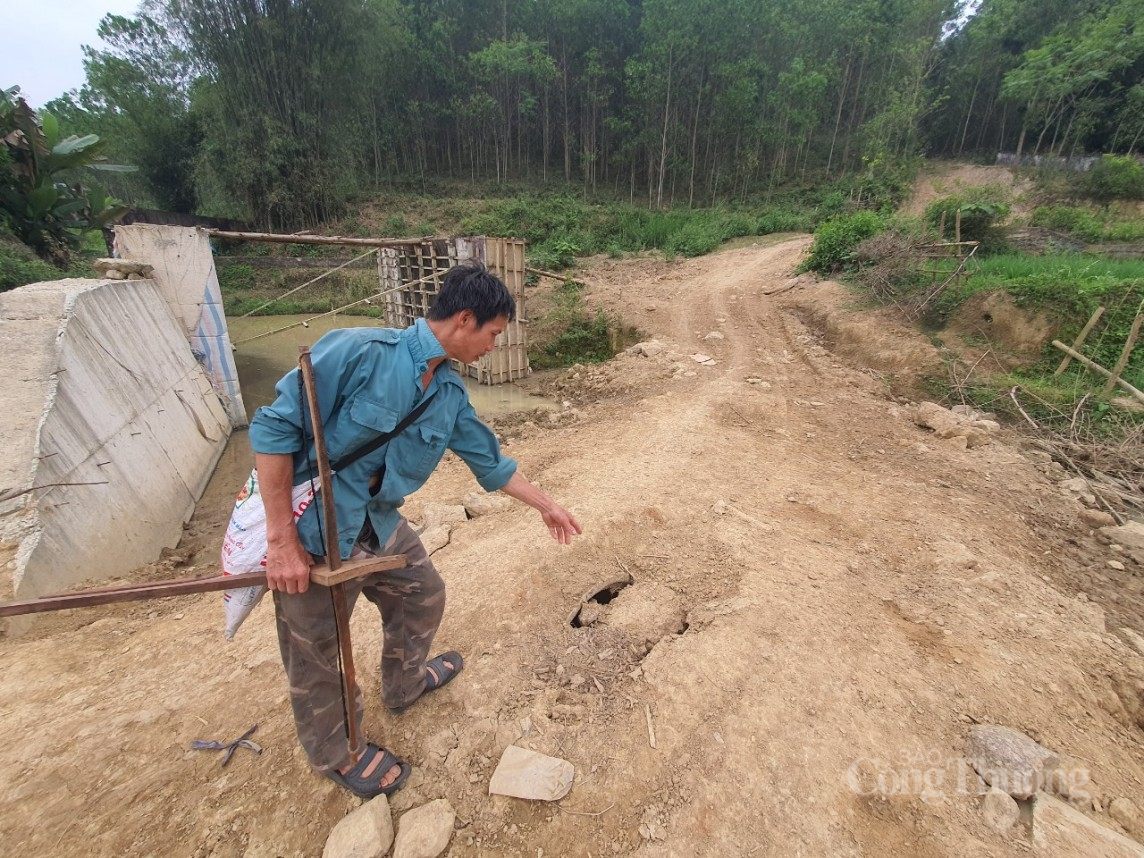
388;651;464;714
326;743;411;798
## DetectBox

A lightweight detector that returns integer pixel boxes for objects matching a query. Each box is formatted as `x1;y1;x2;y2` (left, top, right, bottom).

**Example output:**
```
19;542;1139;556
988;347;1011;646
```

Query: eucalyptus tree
75;5;200;212
167;0;373;228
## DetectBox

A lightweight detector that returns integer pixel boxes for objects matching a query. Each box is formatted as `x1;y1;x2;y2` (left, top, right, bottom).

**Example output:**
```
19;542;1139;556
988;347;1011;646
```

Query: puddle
227;315;557;421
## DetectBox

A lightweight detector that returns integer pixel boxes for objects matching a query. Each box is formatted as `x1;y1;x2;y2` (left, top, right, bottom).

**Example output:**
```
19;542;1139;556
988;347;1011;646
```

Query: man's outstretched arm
498;471;583;545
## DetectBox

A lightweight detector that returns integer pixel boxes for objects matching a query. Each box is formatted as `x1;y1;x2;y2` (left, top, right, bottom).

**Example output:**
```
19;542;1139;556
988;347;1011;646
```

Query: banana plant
1;87;133;265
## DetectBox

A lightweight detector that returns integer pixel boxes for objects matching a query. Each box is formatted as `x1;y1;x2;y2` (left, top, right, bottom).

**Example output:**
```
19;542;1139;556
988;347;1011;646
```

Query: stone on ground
488;745;575;800
322;795;394;858
463;490;513;517
1100;521;1144;551
1111;797;1144;841
1032;794;1144;856
965;725;1059;799
915;401;992;448
982;786;1020;832
420;503;467;530
393;798;455;858
419;524;451;555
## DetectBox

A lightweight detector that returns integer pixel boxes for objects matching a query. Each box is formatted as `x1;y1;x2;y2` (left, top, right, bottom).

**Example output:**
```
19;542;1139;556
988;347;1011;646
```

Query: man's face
455;312;508;364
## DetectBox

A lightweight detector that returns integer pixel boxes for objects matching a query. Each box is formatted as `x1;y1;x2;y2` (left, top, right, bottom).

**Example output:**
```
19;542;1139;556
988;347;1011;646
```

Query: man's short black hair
427;261;516;325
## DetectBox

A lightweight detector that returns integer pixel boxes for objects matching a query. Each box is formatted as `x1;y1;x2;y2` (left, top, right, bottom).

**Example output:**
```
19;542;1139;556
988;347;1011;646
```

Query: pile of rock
415;491;515;556
914;401;1001;449
92;258;154;281
966;724;1143;854
323;796;455;858
323;746;576;858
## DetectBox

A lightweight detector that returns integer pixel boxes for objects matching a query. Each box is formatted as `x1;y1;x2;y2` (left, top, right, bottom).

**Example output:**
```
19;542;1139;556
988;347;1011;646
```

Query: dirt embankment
1;237;1143;858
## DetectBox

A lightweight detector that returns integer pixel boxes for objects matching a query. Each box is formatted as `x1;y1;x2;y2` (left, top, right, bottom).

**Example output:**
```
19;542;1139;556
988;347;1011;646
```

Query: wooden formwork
377;236;529;384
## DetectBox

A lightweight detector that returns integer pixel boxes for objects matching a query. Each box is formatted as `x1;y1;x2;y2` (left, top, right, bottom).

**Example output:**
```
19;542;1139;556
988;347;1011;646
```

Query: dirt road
2;237;1142;857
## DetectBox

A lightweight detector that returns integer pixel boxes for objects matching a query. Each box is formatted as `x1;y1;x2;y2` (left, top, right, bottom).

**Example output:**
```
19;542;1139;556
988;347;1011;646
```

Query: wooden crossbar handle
309;553;406;586
0;554;407;618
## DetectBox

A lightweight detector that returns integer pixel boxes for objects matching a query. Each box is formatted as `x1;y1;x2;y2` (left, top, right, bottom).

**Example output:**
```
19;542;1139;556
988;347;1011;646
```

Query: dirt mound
2;237;1143;857
901;162;1035;220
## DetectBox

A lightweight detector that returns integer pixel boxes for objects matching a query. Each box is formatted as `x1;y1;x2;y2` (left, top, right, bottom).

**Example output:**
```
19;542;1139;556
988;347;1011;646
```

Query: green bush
800;210;886;273
529;235;580;270
1030;204;1144;243
719;213;755;240
666;220;723;257
0;235;65;291
1031;206;1104;242
532;307;616;369
1087;154;1144;204
757;207;814;235
217;263;256;291
924;195;1010;252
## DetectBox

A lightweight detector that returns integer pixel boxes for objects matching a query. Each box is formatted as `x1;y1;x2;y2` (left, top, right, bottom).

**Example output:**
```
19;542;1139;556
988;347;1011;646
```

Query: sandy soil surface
2;236;1144;858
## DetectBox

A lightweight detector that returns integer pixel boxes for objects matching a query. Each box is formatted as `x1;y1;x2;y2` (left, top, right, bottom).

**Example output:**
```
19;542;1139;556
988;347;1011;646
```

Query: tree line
33;0;1144;230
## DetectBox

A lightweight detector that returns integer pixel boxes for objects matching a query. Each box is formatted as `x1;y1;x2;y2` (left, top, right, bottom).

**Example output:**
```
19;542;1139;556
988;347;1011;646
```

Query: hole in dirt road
568;576;632;627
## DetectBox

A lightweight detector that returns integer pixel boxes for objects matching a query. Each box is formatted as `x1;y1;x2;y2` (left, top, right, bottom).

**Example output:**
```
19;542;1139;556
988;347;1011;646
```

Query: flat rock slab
393;798;455;858
463;491;513;517
1100;521;1144;551
965;725;1059;799
420;524;451;556
322;794;394;858
1033;794;1144;857
421;503;467;529
489;745;574;801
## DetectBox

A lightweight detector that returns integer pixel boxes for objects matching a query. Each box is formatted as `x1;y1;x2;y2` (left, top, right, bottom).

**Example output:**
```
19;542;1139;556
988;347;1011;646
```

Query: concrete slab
0;278;232;600
1033;794;1144;857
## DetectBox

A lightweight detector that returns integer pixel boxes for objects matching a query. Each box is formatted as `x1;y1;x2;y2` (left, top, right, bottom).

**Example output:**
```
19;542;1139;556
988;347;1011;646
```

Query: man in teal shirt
249;262;582;797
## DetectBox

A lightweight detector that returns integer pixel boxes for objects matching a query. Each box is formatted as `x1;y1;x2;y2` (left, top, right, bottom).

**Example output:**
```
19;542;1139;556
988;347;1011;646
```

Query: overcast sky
1;1;143;108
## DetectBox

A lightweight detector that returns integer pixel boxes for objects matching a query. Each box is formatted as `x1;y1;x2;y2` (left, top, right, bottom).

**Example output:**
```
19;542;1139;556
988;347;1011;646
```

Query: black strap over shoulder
330;391;438;474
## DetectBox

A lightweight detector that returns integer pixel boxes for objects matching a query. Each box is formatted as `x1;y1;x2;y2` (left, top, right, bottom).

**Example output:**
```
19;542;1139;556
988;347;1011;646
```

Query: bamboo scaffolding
1055;306;1106;376
1051;341;1144;405
1102;305;1144;394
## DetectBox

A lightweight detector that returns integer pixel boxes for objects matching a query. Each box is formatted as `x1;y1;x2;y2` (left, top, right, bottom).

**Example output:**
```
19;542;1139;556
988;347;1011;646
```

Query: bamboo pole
1102;306;1144;394
1051;341;1144;405
525;266;588;287
207;230;421;248
1055;306;1105;376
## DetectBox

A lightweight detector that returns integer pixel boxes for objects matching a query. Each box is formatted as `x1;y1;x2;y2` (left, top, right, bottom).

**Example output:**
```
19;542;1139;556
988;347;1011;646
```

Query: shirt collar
405;317;447;377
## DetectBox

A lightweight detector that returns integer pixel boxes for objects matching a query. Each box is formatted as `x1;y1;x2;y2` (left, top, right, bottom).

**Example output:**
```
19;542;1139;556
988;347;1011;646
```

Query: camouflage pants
272;516;445;773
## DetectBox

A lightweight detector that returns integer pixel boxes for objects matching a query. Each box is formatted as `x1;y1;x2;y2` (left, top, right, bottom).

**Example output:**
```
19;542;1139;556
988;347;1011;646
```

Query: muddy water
228;315;555;420
203;315;555;502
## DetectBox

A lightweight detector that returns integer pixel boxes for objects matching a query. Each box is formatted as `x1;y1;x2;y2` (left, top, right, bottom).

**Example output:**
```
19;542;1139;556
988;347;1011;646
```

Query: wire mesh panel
376;236;529;384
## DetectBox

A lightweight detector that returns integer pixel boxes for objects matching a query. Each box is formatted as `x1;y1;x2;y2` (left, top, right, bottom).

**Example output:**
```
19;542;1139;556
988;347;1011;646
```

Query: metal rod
298;347;359;756
0;572;267;618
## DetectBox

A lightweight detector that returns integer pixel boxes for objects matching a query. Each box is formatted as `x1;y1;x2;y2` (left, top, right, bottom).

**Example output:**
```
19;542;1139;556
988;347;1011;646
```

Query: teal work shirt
247;319;517;559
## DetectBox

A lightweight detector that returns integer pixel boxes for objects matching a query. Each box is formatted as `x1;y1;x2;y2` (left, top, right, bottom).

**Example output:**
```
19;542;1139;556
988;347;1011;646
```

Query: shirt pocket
337;397;399;463
408;422;449;480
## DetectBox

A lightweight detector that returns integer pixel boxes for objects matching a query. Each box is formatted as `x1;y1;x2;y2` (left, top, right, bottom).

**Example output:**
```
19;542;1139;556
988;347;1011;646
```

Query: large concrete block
0;278;233;600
